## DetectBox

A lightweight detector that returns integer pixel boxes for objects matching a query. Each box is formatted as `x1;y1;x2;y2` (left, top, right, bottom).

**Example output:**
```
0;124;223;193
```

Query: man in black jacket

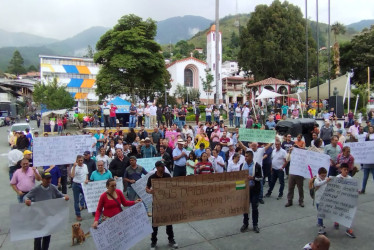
240;150;262;233
109;148;130;190
83;151;97;178
156;104;163;127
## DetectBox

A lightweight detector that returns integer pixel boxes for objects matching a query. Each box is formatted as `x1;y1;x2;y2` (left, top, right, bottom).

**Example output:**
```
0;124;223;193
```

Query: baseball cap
177;139;184;144
23;150;32;155
41;172;52;179
83;151;91;155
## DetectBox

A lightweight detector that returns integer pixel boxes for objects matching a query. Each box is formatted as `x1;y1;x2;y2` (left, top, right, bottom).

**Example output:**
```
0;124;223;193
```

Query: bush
199;105;206;113
186;114;196;121
77;113;85;122
187;107;193;112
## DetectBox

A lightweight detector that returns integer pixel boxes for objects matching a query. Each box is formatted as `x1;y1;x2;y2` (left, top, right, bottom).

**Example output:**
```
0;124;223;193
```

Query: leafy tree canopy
33;79;75;110
238;0;317;81
7;50;26;75
340;26;374;84
94;14;170;104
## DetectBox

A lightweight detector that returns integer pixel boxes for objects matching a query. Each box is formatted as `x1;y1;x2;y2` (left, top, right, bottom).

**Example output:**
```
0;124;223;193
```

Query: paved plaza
0;122;373;250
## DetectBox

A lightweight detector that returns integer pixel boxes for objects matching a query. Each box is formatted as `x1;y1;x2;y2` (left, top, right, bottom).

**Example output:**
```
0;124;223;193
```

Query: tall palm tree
331;22;346;77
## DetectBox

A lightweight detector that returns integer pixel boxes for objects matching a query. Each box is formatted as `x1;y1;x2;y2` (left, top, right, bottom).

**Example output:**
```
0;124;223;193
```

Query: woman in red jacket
92;178;141;228
194;152;214;174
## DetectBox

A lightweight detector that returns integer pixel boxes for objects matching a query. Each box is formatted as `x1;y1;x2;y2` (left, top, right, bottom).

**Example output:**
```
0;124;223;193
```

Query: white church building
166;25;223;104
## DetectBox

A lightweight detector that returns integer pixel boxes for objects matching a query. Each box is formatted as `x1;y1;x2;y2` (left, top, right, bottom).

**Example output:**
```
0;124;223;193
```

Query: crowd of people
7;100;374;250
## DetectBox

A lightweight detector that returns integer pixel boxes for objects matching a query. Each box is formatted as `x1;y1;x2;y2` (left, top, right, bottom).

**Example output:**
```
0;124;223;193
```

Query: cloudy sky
1;0;373;40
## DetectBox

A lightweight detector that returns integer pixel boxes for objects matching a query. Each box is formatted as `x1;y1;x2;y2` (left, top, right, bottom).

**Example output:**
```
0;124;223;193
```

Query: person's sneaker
318;226;326;235
147;212;152;217
76;216;82;221
150;242;157;250
240;224;249;233
334;222;339;230
253;225;260;233
265;193;271;198
299;202;305;207
277;195;283;200
358;190;365;194
259;199;265;204
285;202;293;207
168;240;178;249
346;229;356;238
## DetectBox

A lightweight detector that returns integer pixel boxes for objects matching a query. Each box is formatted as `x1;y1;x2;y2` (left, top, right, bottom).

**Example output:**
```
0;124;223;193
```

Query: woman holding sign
92;178;141;229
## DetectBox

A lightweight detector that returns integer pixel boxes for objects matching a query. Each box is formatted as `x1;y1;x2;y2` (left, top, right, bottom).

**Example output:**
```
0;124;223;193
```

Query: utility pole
328;0;331;99
316;0;320;113
305;0;308;106
215;0;220;105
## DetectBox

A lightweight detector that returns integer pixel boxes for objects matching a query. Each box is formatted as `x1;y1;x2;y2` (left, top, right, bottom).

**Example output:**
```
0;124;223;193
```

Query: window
184;68;193;87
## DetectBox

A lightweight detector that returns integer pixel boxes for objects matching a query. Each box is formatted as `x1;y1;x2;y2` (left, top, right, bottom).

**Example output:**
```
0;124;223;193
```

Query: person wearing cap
71;155;89;221
83;151;97;178
10;158;42;203
141;137;157;158
172;139;188;177
43;165;61;188
124;156;148;201
8;146;23;180
194;143;206;158
25;172;69;250
146;161;178;249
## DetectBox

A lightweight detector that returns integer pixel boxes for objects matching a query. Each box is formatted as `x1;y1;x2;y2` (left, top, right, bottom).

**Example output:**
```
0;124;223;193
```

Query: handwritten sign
10;198;69;241
344;141;374;164
165;131;178;140
90;203;152;250
238;128;275;143
136;157;161;172
317;177;358;228
290;148;331;178
131;172;153;209
33;135;92;166
82;178;124;213
152;171;249;226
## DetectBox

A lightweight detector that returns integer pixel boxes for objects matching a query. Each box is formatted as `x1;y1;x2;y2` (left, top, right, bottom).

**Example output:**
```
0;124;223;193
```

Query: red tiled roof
166;57;207;68
247;77;291;87
222;76;253;81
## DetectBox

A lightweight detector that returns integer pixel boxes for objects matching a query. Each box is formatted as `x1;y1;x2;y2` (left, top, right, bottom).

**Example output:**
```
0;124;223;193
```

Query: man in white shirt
242;105;250;126
348;120;360;138
205;106;212;123
150;103;157;128
101;101;111;129
265;140;287;200
235;106;242;127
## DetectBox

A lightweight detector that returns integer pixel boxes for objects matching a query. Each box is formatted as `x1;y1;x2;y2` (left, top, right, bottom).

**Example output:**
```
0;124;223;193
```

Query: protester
96;147;110;170
25;172;69;250
10;158;41;203
240;151;262;233
194;152;214;174
83;151;97;178
92;178;141;229
314;167;331;235
43;165;61;188
90;160;113;181
227;153;242;172
285;147;305;208
109;148;130;180
320;120;333;145
335;146;355;176
101;101;111;129
8;146;23;180
172;139;188;177
146;161;178;250
124;156;148;201
294;134;305;149
324;136;341;177
303;235;330;250
141;137;157;158
71;155;89;221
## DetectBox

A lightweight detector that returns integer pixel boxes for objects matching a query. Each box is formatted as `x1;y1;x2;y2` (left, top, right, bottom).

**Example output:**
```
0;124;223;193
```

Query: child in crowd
314;167;331;235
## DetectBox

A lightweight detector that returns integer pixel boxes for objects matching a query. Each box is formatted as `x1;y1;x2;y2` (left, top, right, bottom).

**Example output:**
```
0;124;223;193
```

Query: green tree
94;14;170;104
340;26;374;84
28;65;38;72
84;45;95;58
331;22;346;42
7;50;26;75
33;79;75;110
201;69;214;103
173;40;195;57
238;0;317;81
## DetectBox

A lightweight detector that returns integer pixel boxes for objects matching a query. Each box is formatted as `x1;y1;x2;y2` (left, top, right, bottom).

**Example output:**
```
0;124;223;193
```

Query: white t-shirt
96;154;110;170
91;136;97;152
101;104;110;115
355;132;367;142
205;107;212;116
211;155;225;173
227;161;242;172
271;148;287;170
249;147;265;167
242;107;250;118
150;105;157;116
235;107;242;117
144;107;150;116
71;164;88;184
137;108;144;116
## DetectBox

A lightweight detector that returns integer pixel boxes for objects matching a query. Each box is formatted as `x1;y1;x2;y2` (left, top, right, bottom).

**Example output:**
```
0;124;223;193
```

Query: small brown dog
72;222;89;245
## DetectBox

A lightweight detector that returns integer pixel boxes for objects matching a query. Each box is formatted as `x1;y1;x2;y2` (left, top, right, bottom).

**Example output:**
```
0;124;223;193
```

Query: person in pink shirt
109;103;118;128
10;158;41;203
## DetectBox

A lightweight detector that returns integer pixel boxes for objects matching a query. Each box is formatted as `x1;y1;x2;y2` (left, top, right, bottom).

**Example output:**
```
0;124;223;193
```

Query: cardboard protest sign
33;135;92;166
82;178;124;213
90;203;152;250
317;177;358;228
289;148;330;178
344;141;374;164
238;128;275;143
10;198;69;241
152;171;249;226
136;157;161;172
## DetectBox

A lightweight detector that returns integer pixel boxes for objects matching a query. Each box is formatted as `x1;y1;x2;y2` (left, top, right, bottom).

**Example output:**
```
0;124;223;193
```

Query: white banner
317;177;358;228
136;157;161;172
289;148;330;178
90;202;152;250
344;141;374;164
33;135;92;166
131;172;153;208
82;178;124;213
10;198;69;241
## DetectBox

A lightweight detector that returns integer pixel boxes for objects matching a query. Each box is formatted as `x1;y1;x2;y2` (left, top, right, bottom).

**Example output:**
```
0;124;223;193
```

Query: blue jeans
267;169;285;196
229;118;234;127
129;115;136;128
72;182;85;216
214;116;219;123
243;189;259;226
145;116;150;128
316;203;324;226
173;165;186;177
179;120;185;129
57;125;62;134
127;186;137;201
259;180;264;200
110;117;116;128
206;115;211;122
361;168;374;192
173;117;179;127
17;193;28;203
235;117;240;127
